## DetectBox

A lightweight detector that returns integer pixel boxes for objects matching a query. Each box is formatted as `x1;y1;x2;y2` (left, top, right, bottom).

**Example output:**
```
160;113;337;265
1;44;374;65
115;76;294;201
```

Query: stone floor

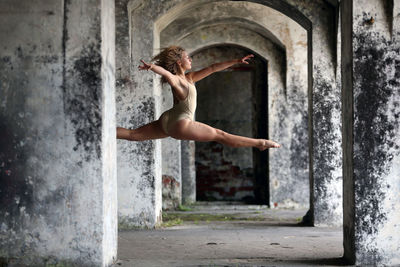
113;203;350;267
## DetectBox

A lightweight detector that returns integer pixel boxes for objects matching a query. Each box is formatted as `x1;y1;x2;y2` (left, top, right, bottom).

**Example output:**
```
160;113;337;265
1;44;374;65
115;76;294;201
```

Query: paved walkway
113;203;348;267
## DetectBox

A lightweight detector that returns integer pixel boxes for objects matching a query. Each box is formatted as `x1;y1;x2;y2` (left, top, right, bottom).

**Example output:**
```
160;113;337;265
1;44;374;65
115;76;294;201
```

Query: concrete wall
342;0;400;265
0;0;117;265
285;0;343;226
181;140;196;204
116;0;162;228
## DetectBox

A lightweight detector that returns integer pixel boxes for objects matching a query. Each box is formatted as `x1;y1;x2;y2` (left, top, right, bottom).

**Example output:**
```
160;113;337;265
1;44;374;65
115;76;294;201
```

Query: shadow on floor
286;257;352;266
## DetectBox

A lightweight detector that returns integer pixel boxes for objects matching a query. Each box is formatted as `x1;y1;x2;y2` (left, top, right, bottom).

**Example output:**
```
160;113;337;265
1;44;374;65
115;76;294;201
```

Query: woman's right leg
168;119;280;150
117;119;168;141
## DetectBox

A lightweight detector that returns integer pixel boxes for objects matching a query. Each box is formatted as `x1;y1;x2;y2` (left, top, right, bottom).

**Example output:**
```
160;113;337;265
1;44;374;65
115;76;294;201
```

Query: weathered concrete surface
0;0;117;265
116;0;162;228
297;1;343;227
113;205;344;267
342;0;400;265
181;140;196;204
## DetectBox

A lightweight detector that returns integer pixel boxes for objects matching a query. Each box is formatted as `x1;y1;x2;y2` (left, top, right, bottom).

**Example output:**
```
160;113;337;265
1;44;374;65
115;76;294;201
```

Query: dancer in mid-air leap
117;46;280;150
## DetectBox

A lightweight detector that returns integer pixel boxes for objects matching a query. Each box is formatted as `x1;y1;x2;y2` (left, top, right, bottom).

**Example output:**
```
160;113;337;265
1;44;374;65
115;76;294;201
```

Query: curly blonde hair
152;46;185;83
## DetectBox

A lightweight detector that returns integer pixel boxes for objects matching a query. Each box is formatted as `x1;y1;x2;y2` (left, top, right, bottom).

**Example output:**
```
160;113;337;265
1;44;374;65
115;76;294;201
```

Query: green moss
161;218;183;228
163;212;266;222
177;204;193;211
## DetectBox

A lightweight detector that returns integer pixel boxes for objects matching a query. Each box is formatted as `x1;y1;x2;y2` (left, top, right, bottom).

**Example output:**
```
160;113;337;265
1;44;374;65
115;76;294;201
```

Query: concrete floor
113;203;349;267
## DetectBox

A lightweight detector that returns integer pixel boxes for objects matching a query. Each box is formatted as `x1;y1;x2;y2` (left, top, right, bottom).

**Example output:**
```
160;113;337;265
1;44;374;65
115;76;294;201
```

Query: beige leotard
159;82;197;135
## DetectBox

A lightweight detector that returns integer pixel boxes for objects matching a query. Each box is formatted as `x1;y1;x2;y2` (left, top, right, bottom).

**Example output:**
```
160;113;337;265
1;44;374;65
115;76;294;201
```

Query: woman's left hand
239;54;254;64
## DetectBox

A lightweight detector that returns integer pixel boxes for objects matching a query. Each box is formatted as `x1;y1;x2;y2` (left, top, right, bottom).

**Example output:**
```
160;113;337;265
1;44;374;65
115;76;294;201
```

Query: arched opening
193;45;269;205
156;1;310;211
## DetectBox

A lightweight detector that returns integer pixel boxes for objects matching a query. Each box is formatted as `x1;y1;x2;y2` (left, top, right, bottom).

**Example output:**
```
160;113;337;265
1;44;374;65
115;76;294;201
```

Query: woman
117;46;280;150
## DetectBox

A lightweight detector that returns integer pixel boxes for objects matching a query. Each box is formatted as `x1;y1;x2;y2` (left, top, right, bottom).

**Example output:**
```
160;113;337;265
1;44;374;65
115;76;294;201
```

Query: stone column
310;2;343;226
342;0;400;265
162;137;182;210
0;0;117;265
181;140;196;205
116;0;162;229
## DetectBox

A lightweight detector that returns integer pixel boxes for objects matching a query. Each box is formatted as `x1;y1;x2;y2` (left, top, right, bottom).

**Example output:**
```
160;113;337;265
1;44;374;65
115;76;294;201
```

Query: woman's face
180;51;192;70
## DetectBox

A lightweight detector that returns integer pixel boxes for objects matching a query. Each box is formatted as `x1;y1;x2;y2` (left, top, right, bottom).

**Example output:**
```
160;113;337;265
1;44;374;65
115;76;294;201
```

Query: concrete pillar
181;140;196;205
0;0;117;265
342;0;400;265
116;0;162;228
161;136;182;210
306;1;343;227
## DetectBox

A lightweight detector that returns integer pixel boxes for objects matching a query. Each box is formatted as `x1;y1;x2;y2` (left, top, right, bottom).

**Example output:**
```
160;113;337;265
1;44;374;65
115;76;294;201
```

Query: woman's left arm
188;54;254;83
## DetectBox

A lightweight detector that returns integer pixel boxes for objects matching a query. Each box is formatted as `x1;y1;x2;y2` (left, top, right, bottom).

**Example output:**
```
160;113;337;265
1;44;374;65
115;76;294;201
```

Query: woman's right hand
138;60;153;71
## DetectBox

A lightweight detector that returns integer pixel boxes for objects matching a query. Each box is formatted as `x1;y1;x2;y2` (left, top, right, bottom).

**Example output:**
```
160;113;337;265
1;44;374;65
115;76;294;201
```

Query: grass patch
177;204;193;211
164;213;235;222
163;212;267;222
161;218;183;228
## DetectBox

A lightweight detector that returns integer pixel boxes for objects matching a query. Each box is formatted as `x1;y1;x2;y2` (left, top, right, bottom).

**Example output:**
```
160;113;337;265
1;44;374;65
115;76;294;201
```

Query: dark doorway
193;45;269;204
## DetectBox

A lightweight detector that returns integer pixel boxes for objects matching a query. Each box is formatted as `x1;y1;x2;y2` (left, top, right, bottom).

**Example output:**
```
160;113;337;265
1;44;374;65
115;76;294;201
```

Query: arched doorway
193;45;270;204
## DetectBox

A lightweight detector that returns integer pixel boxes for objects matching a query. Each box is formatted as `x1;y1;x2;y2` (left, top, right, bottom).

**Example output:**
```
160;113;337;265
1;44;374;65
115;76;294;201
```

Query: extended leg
169;120;280;150
117;119;168;141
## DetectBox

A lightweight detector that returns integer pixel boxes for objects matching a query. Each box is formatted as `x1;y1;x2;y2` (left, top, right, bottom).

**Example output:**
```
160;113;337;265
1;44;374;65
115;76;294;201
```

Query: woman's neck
176;67;186;78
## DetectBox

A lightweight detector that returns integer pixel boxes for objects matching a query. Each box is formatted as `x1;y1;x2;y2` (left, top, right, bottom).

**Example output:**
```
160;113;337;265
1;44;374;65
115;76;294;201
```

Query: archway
158;1;309;209
116;0;342;229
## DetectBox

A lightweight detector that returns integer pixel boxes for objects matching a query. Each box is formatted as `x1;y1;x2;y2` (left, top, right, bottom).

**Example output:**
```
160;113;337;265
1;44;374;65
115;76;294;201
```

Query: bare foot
257;139;281;151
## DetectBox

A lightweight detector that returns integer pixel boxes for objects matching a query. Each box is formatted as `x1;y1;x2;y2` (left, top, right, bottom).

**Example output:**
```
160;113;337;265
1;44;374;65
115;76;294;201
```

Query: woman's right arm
139;60;186;100
139;60;177;85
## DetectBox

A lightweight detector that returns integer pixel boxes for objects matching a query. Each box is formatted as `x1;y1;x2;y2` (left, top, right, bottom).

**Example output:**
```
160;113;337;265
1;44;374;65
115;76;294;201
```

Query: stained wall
0;0;117;265
342;0;400;264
